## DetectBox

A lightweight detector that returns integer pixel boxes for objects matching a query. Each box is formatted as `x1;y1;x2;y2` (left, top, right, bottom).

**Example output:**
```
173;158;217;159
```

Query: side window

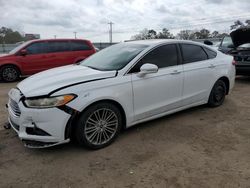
47;41;70;53
129;44;178;73
181;44;208;64
26;42;47;55
70;41;91;51
203;47;217;59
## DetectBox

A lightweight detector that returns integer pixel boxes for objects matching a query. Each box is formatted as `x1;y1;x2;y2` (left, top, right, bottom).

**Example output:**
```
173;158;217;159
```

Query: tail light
232;59;237;66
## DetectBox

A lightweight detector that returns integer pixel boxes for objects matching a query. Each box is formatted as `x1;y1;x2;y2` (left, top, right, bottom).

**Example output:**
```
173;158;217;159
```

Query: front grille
9;99;21;117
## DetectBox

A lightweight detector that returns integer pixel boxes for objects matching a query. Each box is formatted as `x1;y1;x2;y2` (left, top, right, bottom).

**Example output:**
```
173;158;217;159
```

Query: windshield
80;43;149;71
8;41;31;54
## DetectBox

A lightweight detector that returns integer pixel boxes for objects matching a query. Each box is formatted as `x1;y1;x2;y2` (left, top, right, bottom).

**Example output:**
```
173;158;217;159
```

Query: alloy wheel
84;108;119;146
2;67;18;82
213;85;225;103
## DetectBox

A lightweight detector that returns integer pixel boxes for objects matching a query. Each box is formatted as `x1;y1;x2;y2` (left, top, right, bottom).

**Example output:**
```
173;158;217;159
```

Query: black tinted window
181;44;208;63
71;41;91;51
129;44;178;73
26;42;47;54
203;47;217;59
48;41;70;53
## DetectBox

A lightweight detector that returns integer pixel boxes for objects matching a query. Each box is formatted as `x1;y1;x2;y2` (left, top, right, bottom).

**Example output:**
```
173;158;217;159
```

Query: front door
130;44;184;121
19;41;52;75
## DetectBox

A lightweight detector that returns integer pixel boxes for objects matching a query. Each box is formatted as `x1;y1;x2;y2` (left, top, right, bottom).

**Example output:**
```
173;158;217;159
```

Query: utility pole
108;22;114;44
74;32;77;39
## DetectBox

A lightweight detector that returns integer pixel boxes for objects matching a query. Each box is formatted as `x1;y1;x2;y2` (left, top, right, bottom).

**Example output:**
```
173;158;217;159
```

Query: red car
0;39;96;82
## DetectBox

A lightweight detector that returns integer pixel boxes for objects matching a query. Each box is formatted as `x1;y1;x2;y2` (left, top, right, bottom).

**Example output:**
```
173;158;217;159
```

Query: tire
208;80;226;107
0;65;20;82
75;102;122;149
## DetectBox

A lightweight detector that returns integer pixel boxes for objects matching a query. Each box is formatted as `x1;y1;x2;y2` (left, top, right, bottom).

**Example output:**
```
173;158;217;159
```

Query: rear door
180;43;216;106
130;44;184;121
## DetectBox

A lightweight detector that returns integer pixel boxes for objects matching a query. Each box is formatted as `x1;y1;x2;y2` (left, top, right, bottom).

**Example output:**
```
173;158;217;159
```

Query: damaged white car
7;40;235;149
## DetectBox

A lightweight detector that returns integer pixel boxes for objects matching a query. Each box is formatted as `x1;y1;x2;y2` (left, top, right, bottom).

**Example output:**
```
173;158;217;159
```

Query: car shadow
235;76;250;84
0;77;24;84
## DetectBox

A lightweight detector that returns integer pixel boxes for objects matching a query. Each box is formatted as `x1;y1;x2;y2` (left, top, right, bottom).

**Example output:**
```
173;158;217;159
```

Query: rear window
70;41;92;51
181;44;208;63
203;47;217;59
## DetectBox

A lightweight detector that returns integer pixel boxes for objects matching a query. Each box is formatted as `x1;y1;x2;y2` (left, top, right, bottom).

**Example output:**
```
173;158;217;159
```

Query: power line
113;14;250;33
81;14;250;41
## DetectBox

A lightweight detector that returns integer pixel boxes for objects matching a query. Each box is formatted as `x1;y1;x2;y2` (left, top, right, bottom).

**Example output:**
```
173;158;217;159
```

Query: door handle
170;70;181;75
208;64;216;68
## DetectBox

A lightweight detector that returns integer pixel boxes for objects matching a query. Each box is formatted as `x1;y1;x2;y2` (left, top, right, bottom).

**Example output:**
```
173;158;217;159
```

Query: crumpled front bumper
7;89;72;148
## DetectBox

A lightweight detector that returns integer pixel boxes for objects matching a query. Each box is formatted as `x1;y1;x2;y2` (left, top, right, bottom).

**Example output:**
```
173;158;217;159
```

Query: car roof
125;39;216;51
28;38;90;43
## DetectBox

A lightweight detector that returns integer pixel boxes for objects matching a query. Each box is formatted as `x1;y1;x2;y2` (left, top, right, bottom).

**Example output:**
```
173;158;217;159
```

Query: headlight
24;94;76;108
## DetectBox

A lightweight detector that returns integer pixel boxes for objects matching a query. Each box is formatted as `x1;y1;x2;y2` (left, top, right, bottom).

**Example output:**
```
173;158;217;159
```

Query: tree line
0;27;25;44
131;20;250;40
131;28;228;40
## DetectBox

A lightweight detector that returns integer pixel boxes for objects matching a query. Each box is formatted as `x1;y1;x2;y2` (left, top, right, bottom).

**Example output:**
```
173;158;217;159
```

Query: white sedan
7;39;235;149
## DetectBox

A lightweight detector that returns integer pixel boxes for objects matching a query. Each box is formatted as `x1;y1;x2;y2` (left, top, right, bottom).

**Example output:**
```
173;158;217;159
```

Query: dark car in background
218;28;250;75
0;39;96;82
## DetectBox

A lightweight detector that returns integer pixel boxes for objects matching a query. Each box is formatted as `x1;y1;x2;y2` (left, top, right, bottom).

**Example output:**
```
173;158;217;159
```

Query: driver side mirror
137;63;158;77
20;49;27;56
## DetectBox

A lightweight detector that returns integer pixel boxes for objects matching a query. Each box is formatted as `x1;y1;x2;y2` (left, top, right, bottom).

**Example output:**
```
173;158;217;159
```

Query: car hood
230;28;250;48
17;65;117;97
0;53;11;58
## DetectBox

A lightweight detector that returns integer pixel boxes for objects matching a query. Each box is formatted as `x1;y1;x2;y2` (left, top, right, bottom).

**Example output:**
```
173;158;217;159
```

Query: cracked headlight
24;94;76;108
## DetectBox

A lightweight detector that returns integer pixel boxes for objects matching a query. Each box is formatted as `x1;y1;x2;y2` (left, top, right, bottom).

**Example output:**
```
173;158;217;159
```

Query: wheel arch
217;76;230;95
65;99;127;140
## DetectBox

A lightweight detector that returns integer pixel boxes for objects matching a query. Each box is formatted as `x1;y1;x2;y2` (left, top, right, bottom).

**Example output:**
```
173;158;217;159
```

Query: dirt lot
1;78;250;188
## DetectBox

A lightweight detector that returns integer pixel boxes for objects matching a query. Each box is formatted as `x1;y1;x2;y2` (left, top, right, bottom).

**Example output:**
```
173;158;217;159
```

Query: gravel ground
1;77;250;188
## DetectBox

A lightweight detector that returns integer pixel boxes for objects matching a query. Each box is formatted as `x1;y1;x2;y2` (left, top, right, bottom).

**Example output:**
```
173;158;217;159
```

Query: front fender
52;76;134;127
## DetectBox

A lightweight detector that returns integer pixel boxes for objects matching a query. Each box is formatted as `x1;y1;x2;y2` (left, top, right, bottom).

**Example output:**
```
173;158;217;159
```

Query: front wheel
0;65;20;82
75;102;122;149
208;80;226;107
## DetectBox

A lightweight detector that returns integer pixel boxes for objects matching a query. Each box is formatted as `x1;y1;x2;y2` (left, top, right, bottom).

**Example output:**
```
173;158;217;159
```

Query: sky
0;0;250;42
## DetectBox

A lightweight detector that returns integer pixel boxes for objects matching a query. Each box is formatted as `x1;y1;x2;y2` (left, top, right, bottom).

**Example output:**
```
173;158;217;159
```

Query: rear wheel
208;80;226;107
75;102;122;149
0;65;20;82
